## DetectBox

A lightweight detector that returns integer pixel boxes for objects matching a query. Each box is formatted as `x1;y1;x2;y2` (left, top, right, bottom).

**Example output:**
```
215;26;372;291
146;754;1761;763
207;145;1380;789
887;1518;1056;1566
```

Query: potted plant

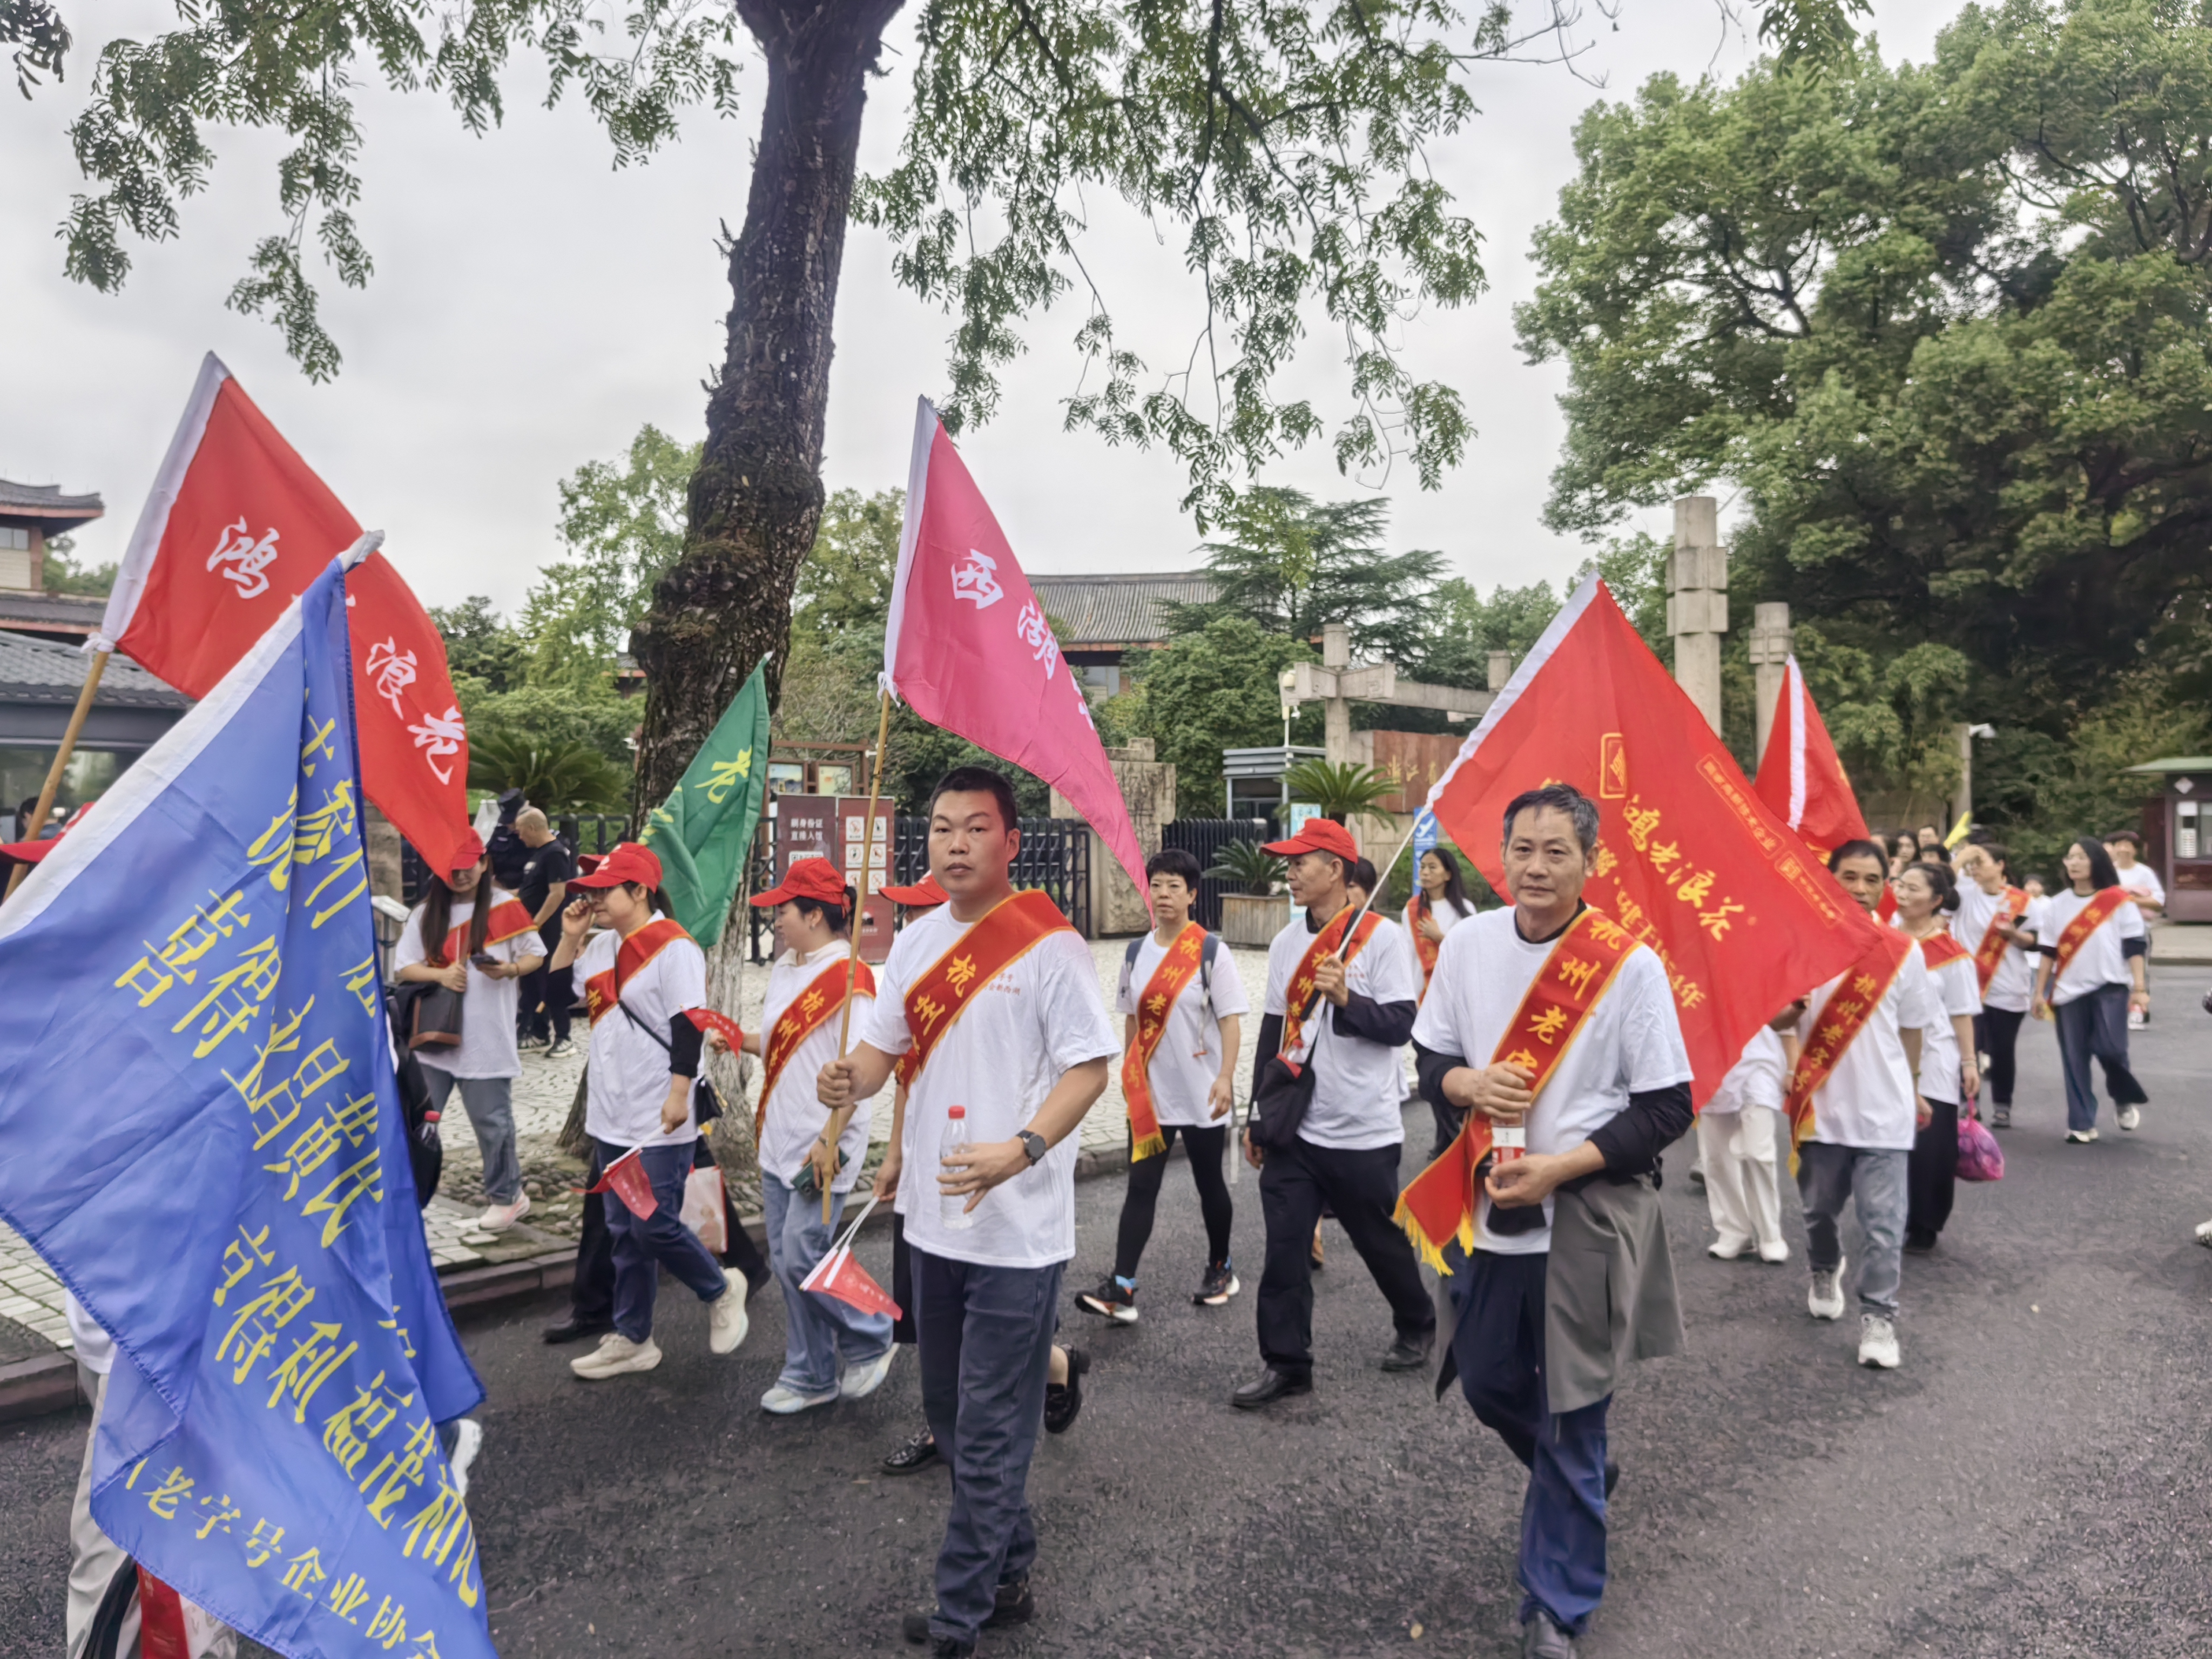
1205;838;1290;948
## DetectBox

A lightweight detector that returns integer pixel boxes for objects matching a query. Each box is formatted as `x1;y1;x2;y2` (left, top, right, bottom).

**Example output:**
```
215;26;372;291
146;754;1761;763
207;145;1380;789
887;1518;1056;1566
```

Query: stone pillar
1749;602;1792;768
1321;622;1353;765
1953;723;1974;830
1053;738;1174;936
364;802;404;901
1486;651;1512;693
1667;496;1728;735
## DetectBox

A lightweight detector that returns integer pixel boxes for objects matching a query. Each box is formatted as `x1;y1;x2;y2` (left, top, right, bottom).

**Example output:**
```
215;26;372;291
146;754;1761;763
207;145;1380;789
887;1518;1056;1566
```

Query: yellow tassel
1392;1196;1461;1276
1130;1130;1166;1162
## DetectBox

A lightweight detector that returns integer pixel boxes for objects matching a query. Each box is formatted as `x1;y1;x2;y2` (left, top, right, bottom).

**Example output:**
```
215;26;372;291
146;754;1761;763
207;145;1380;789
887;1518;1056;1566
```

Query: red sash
893;891;1073;1088
2051;887;2128;986
584;916;690;1027
429;896;537;966
1122;922;1209;1161
1784;928;1913;1161
1917;930;1970;973
1394;908;1637;1269
1971;887;2027;993
1278;905;1384;1067
757;954;878;1139
1406;896;1441;1000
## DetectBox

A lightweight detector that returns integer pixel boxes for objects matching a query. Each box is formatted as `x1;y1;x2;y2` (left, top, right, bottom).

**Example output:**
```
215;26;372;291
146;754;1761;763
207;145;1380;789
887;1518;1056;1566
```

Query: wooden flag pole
4;650;109;901
826;688;894;1222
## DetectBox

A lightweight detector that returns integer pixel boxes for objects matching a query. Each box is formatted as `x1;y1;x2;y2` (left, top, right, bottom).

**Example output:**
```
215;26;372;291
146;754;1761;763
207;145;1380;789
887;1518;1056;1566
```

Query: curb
0;1141;1147;1430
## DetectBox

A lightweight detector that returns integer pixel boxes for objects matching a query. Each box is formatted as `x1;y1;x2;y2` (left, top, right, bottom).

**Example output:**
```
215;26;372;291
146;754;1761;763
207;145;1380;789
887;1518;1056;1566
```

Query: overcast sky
0;0;1960;619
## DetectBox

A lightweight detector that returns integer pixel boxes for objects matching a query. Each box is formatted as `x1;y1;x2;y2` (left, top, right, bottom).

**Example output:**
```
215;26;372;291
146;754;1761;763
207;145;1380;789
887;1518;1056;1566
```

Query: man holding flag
1402;785;1693;1659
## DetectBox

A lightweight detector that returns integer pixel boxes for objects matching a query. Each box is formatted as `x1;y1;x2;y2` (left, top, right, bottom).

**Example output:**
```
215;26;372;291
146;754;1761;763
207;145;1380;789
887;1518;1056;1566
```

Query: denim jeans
1796;1142;1908;1320
592;1137;729;1343
760;1172;893;1395
2054;984;2148;1132
420;1069;520;1205
915;1247;1062;1646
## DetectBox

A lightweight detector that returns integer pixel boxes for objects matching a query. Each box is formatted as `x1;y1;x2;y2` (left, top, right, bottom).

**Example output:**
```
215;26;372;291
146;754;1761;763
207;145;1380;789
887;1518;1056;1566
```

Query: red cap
568;841;664;891
878;873;949;907
0;801;90;866
749;857;851;908
450;828;486;870
1261;818;1359;863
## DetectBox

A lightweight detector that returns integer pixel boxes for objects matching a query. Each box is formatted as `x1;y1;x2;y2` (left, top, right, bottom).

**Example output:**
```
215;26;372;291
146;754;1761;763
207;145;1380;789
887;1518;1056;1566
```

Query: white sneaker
761;1382;839;1415
2127;1008;2146;1030
571;1333;662;1379
448;1418;483;1499
1858;1313;1901;1370
1757;1240;1791;1264
2117;1104;2142;1131
1708;1236;1754;1261
1808;1255;1846;1320
2195;1216;2212;1247
547;1038;578;1060
709;1269;750;1355
478;1193;531;1233
2066;1128;2100;1144
840;1348;896;1400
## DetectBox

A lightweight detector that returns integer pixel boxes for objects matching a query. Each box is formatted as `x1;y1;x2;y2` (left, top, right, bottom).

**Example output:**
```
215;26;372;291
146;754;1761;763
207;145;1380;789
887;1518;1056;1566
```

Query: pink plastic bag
680;1164;729;1252
1957;1112;2005;1183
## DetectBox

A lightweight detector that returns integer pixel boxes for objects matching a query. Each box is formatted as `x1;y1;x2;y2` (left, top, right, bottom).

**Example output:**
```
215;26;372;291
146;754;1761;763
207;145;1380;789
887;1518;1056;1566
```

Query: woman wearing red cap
549;842;748;1379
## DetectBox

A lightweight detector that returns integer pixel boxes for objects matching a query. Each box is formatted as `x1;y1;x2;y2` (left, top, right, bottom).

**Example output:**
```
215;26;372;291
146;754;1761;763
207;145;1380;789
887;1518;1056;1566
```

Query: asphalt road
5;966;2210;1658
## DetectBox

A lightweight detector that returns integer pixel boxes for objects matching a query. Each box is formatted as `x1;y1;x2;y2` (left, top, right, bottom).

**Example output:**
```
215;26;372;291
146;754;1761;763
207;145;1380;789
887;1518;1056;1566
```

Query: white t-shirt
578;923;709;1149
1951;885;2042;1013
64;1291;114;1375
392;891;535;1080
2041;887;2147;1004
2115;860;2165;911
1409;907;1692;1254
758;941;875;1192
860;903;1119;1270
1801;943;1938;1151
1913;941;1983;1105
1707;1027;1786;1115
1115;929;1251;1127
1264;910;1423;1151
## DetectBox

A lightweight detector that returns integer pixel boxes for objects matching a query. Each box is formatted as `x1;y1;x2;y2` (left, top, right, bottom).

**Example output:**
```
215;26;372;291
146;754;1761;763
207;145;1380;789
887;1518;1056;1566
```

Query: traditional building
0;480;109;645
1029;571;1217;697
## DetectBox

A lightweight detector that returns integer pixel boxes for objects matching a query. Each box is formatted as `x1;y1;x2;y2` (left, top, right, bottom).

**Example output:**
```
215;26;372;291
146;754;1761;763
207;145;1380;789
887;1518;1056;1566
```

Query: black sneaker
1044;1347;1089;1434
1992;1103;2011;1130
1076;1277;1138;1323
1193;1261;1239;1306
987;1576;1034;1629
881;1427;940;1475
900;1612;976;1655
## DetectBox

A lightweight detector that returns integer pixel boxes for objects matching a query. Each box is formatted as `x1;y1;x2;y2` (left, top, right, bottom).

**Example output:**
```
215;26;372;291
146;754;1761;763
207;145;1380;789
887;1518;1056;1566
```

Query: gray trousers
420;1068;521;1204
1796;1143;1908;1320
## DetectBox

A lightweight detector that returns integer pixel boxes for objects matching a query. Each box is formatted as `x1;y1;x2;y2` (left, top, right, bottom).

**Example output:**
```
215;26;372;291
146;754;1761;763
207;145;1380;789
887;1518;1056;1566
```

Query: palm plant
1205;838;1285;896
468;728;630;812
1282;759;1398;823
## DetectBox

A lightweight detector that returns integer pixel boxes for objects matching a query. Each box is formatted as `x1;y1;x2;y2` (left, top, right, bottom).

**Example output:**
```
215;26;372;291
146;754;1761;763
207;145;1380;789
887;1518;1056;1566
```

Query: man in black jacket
1235;818;1433;1408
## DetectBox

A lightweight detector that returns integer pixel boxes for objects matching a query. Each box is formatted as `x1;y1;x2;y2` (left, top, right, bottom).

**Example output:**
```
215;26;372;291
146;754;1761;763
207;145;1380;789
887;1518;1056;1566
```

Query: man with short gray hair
514;807;578;1056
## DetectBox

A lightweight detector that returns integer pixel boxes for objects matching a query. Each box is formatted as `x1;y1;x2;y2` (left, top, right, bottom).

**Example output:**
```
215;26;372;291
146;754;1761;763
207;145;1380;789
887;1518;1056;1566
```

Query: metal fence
1162;818;1274;929
399;811;631;905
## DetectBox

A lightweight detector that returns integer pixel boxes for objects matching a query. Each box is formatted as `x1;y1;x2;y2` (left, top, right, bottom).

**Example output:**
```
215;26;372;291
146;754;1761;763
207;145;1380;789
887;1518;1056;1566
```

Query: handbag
1957;1111;2005;1182
619;1000;724;1128
1250;1010;1324;1153
395;980;463;1052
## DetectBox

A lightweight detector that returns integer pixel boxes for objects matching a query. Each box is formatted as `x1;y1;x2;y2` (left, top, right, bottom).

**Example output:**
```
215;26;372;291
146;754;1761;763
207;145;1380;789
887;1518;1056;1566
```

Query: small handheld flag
588;1147;658;1219
797;1191;901;1320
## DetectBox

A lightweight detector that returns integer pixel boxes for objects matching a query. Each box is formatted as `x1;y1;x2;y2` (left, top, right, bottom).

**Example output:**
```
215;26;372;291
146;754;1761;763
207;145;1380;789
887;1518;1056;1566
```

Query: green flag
641;658;772;947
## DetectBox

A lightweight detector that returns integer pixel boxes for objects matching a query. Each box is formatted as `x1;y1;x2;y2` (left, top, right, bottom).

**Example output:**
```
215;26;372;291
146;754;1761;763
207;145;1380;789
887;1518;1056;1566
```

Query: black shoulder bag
619;999;724;1128
1249;1003;1324;1152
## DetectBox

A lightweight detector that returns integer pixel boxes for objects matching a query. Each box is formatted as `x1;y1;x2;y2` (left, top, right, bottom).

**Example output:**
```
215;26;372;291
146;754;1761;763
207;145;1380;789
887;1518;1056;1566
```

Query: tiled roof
0;630;188;707
0;590;105;635
1029;572;1218;648
0;479;104;520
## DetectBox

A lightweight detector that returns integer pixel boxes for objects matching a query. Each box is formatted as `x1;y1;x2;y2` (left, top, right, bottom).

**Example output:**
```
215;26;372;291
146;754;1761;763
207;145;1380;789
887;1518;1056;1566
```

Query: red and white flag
1425;577;1881;1104
800;1243;901;1321
884;399;1149;903
586;1147;657;1220
97;354;476;873
1754;656;1869;864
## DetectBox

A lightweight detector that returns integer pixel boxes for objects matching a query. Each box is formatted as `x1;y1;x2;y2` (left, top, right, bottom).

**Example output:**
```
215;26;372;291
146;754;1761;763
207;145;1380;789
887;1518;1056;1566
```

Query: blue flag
0;558;490;1658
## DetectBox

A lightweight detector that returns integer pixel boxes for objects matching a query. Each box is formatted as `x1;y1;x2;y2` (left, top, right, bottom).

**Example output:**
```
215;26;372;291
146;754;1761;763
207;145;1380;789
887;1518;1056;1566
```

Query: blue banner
0;559;489;1658
1413;807;1439;862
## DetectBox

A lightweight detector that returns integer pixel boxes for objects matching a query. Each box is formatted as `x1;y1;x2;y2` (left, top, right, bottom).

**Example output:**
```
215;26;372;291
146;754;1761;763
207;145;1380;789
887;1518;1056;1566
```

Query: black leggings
1113;1123;1233;1279
1976;1007;2027;1107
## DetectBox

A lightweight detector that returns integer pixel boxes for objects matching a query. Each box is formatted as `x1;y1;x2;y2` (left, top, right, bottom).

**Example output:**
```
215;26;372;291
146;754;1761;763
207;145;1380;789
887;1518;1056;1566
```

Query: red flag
97;354;475;873
587;1147;657;1219
1754;656;1870;863
884;399;1148;903
800;1243;901;1321
1425;578;1882;1105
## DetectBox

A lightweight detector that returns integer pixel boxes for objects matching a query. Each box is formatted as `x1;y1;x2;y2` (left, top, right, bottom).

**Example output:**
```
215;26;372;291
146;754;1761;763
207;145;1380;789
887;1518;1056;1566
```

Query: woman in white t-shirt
1894;862;1981;1252
393;839;542;1232
2033;837;2150;1143
1698;1028;1790;1263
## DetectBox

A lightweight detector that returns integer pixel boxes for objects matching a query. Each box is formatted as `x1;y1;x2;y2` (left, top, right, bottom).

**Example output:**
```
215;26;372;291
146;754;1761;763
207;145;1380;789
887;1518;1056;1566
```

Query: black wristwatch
1017;1130;1048;1165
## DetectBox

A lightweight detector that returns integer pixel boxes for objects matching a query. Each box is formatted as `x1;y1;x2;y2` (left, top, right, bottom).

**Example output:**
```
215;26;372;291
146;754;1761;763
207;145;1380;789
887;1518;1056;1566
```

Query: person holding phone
392;833;542;1232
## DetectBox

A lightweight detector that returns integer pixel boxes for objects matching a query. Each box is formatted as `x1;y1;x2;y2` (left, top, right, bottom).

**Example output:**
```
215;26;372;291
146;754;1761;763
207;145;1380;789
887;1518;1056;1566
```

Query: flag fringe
1392;1195;1473;1277
1129;1129;1166;1163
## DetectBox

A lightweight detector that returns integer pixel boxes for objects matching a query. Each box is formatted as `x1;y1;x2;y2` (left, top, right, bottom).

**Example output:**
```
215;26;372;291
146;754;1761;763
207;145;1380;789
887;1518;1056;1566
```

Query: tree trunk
630;0;906;806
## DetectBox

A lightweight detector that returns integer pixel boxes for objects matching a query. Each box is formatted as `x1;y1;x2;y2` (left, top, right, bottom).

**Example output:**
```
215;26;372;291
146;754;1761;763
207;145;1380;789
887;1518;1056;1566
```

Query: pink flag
800;1244;901;1321
884;399;1149;903
587;1147;657;1220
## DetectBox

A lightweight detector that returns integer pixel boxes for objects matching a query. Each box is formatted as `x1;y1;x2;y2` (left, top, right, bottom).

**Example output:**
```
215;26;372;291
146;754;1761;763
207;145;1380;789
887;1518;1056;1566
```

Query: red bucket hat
749;857;851;909
1261;818;1359;864
568;841;664;892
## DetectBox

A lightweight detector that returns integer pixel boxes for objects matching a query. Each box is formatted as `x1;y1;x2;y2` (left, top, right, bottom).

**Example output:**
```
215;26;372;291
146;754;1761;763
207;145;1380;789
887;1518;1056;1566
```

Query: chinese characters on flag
1425;577;1883;1103
97;354;476;873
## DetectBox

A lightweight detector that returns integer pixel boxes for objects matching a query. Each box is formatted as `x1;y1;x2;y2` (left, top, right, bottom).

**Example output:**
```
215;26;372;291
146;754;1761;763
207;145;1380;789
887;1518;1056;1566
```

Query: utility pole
1749;602;1792;767
1668;496;1729;735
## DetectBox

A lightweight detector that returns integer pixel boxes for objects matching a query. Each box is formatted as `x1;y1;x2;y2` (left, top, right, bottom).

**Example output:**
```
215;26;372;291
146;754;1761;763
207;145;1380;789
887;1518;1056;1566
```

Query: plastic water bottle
940;1105;976;1231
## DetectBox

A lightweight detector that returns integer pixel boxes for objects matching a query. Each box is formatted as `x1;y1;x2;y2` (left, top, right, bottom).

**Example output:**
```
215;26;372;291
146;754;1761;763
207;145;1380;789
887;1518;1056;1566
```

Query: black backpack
1119;928;1222;1007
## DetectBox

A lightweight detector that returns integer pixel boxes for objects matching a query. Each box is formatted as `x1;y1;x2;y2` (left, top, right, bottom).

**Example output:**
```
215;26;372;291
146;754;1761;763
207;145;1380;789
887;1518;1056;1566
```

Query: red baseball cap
1262;818;1359;863
750;857;851;909
0;801;91;866
879;873;949;907
569;841;664;891
449;827;486;870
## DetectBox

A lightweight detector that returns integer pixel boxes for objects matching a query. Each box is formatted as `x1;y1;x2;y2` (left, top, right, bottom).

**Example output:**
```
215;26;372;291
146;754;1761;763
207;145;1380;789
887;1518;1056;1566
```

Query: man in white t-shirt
1776;839;1938;1371
1234;817;1434;1410
820;767;1116;1659
1408;784;1692;1659
1077;846;1249;1323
